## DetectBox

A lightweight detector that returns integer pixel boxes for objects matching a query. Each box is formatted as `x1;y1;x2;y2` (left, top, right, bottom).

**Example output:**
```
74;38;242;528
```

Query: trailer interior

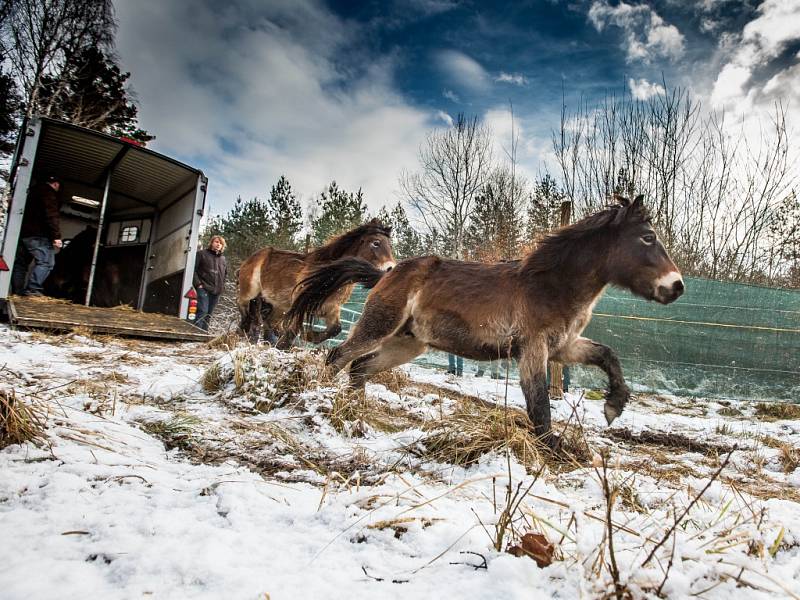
1;118;210;341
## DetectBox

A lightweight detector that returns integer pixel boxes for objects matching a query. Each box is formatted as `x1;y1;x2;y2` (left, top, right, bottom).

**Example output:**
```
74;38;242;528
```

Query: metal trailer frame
0;117;209;340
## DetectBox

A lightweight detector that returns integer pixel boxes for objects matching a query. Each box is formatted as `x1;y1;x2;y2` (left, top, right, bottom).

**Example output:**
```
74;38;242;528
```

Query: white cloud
406;0;460;16
588;1;685;62
628;77;665;100
763;62;800;100
435;110;454;127
740;0;800;59
435;49;490;91
710;64;753;107
482;107;556;184
495;72;528;86
115;0;434;217
442;89;460;102
710;0;800;111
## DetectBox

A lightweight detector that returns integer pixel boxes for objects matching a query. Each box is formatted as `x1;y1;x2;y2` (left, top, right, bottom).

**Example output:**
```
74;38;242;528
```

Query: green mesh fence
322;276;800;402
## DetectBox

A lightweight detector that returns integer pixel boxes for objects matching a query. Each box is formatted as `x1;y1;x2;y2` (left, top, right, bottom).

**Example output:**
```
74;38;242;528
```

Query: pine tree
466;183;522;261
266;175;302;250
310;181;367;246
376;202;423;259
466;169;525;261
0;63;20;155
203;196;273;265
37;45;153;144
527;174;565;241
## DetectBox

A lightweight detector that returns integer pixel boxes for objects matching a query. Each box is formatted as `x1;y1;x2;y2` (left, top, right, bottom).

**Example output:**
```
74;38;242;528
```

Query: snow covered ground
2;325;800;599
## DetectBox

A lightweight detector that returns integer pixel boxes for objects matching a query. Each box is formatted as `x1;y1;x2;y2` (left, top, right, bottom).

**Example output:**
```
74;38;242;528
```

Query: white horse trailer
0;117;211;341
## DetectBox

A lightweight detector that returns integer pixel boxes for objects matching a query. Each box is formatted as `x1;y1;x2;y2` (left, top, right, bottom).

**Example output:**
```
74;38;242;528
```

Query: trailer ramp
8;296;211;342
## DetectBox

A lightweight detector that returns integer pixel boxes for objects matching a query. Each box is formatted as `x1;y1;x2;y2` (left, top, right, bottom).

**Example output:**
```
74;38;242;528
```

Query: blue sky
114;0;800;217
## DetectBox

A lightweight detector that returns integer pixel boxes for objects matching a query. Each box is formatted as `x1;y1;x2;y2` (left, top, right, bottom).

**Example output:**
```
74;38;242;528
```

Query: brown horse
284;196;684;445
237;219;395;348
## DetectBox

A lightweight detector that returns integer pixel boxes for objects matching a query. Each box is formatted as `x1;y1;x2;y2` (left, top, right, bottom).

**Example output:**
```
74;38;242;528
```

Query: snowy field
2;325;800;599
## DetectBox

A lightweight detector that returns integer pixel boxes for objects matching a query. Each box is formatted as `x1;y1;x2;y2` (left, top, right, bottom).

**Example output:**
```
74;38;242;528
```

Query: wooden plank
8;296;211;342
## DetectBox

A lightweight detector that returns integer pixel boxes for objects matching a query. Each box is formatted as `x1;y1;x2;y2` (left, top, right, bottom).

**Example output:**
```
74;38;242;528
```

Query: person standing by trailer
193;235;227;331
12;175;63;296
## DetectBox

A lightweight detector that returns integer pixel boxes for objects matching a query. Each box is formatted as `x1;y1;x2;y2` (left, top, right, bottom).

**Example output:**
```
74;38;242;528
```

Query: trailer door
140;173;206;317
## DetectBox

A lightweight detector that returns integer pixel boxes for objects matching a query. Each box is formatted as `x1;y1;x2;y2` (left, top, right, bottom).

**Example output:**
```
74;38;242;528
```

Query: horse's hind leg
519;345;555;446
326;295;407;375
238;299;255;339
237;256;264;338
259;301;280;345
552;337;630;424
348;334;426;391
238;298;262;343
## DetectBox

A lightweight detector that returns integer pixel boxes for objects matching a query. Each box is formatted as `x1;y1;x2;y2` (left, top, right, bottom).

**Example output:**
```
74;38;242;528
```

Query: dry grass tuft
718;406;743;417
201;362;228;393
327;390;421;436
369;368;412;394
619;482;647;513
69;325;96;339
754;402;800;421
230;347;329;412
72;351;105;363
415;398;582;470
110;303;136;311
367;517;441;539
778;444;800;473
114;351;151;366
140;414;201;451
14;294;70;304
207;331;242;350
0;389;47;449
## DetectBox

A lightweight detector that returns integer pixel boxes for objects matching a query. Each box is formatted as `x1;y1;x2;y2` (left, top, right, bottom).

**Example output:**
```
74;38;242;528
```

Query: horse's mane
523;196;650;274
308;219;392;263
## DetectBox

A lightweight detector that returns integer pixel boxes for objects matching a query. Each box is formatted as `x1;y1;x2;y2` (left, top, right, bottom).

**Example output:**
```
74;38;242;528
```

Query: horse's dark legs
519;349;556;446
553;337;630;424
258;301;279;345
238;299;258;341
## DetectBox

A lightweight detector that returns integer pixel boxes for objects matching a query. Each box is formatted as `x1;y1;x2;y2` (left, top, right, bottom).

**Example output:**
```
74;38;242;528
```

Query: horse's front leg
553;337;629;425
519;345;557;447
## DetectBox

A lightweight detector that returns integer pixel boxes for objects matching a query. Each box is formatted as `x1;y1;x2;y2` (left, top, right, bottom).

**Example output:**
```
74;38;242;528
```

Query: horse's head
606;195;684;304
353;218;396;271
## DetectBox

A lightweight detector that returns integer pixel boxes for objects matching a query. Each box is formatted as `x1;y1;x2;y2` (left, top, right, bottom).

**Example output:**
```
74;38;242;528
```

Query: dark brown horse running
237;219;395;348
284;196;684;445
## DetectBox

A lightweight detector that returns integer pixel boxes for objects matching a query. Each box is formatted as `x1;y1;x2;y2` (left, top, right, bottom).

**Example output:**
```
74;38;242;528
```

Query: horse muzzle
381;261;396;272
653;272;684;304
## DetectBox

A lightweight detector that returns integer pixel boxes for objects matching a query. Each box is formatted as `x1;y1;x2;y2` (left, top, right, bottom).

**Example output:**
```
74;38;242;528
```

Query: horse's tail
284;257;386;332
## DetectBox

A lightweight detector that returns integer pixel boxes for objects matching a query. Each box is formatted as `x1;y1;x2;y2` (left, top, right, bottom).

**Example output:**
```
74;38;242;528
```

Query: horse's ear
632;195;644;208
612;194;630;207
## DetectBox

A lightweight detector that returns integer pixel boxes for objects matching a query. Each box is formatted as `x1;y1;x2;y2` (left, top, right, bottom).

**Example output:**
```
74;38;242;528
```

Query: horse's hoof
604;403;621;425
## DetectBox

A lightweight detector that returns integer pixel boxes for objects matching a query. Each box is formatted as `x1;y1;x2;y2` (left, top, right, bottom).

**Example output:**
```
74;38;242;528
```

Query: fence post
549;201;572;399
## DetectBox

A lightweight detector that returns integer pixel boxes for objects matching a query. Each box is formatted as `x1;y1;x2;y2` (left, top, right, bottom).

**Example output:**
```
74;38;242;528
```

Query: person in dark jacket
12;175;63;296
193;235;227;331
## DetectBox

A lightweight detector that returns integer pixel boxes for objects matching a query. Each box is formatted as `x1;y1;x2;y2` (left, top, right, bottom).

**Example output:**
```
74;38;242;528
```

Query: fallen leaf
507;532;554;568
